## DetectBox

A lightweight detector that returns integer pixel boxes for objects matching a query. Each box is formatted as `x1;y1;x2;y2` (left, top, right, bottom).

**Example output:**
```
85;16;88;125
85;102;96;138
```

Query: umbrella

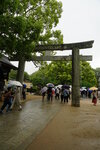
89;87;98;91
41;86;47;93
62;84;70;89
46;83;54;88
56;84;62;89
8;80;22;87
80;87;87;92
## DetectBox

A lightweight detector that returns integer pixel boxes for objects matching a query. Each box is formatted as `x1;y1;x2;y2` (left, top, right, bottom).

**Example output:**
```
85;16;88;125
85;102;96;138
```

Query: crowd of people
41;85;99;106
41;85;71;103
0;84;99;115
80;88;98;106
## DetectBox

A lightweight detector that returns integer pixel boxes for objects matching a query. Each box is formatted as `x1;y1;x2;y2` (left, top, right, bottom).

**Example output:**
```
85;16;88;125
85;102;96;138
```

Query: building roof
0;55;17;70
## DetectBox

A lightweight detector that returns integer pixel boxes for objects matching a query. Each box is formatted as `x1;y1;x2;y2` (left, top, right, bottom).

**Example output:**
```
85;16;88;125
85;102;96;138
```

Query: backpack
63;89;68;97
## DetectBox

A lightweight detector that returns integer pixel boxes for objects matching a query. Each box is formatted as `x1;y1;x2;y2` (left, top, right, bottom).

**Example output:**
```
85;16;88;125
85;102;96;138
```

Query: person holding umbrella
46;83;54;102
41;86;47;101
47;87;53;101
6;80;22;110
92;90;98;106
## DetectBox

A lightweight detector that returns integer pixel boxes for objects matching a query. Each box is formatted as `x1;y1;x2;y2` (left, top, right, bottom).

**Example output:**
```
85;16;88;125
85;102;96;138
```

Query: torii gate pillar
72;48;80;106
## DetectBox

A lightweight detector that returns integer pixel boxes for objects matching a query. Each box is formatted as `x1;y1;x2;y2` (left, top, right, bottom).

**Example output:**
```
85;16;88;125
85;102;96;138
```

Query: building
0;55;17;98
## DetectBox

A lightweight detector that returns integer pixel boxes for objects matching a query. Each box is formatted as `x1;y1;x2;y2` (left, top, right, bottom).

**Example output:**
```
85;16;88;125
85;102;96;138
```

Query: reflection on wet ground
0;99;100;150
0;99;61;150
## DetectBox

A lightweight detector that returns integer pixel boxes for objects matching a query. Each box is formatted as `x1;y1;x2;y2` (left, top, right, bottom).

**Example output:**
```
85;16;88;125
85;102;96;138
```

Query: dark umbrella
46;83;54;88
62;84;70;89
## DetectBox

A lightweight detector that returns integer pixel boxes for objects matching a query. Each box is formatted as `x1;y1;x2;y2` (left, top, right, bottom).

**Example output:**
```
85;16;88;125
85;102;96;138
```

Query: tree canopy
30;61;97;88
0;0;63;82
0;0;63;57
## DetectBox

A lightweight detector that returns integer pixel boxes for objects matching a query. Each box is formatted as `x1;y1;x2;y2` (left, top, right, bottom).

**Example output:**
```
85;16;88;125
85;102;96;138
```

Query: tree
9;70;30;81
0;0;63;83
93;68;100;87
80;61;97;87
24;72;30;81
9;70;17;80
94;68;100;79
31;61;72;86
31;61;97;88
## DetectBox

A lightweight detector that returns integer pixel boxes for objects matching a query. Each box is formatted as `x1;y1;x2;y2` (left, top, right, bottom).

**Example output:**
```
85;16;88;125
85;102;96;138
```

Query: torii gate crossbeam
34;40;94;51
25;55;92;61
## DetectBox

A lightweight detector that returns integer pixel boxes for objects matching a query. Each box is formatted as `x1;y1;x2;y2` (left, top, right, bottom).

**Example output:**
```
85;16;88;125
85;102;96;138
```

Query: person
67;89;70;100
88;89;92;98
92;90;97;106
61;88;64;103
55;87;60;100
6;89;15;112
0;87;13;114
11;86;22;110
52;88;55;100
41;87;46;102
63;88;68;103
47;87;53;102
55;88;57;99
22;87;26;100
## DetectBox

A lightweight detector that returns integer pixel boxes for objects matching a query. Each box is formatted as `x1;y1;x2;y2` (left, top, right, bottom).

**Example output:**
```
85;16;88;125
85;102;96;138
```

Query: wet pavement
0;99;61;150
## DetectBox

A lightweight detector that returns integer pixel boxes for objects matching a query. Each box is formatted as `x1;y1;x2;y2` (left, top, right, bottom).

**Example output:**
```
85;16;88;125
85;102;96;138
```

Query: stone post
72;48;80;107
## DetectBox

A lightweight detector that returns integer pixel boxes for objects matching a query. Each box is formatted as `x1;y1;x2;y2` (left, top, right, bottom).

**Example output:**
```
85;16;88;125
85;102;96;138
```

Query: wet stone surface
0;99;61;150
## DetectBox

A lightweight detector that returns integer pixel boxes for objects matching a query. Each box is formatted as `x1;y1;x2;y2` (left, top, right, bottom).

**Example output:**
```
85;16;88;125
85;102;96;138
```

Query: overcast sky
12;0;100;74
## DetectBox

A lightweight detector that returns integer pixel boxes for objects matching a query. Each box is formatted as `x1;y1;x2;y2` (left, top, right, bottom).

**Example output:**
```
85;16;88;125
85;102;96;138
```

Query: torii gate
34;40;94;107
11;40;94;107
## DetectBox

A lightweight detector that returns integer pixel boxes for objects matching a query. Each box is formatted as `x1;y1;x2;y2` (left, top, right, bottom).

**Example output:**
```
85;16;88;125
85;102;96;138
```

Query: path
27;99;100;150
0;99;60;150
0;98;100;150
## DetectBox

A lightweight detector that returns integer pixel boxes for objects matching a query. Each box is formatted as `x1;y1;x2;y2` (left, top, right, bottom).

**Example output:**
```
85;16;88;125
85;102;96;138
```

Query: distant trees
9;60;97;88
94;68;100;79
80;62;97;87
9;70;30;82
93;68;100;87
30;61;97;88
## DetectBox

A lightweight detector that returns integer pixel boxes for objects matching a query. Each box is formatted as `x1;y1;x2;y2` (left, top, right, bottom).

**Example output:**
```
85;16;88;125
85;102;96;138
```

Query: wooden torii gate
12;40;94;107
34;40;94;107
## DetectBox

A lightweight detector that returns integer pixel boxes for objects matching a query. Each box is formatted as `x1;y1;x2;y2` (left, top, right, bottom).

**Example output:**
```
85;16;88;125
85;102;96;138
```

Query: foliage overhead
0;0;63;60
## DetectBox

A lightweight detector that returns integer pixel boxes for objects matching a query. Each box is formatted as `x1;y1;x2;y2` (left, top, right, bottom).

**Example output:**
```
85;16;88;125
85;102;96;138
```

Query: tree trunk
16;57;25;84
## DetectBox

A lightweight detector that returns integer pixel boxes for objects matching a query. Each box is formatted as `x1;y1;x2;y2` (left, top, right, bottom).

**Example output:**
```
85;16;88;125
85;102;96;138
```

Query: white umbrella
8;80;22;87
56;84;62;89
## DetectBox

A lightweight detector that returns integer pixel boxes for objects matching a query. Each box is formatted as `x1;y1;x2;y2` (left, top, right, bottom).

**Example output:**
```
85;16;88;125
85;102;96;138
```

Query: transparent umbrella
41;86;47;94
8;80;22;87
